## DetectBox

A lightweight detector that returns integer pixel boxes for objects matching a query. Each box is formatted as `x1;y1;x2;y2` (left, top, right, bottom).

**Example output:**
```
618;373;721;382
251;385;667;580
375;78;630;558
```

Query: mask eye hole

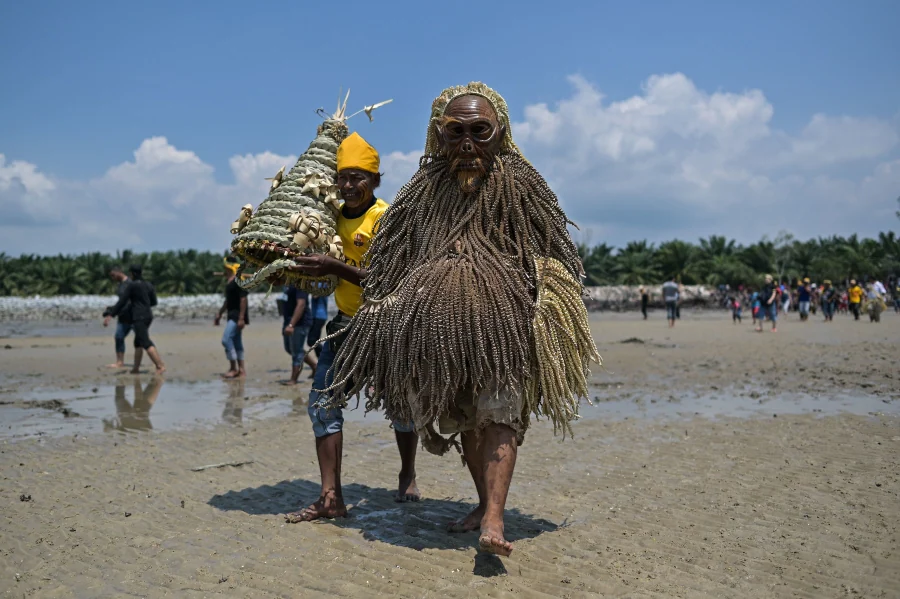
445;123;464;138
471;121;494;141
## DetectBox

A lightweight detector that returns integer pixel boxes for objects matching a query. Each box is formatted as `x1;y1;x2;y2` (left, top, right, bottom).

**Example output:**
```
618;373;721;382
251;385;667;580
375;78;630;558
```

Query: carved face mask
434;94;505;193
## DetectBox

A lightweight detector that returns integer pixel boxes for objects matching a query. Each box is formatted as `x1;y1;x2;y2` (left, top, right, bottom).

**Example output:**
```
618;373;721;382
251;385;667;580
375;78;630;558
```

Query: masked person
325;84;600;556
283;132;421;523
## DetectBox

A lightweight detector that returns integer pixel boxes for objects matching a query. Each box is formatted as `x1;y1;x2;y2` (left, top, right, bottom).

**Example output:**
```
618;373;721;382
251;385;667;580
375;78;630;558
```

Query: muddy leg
395;430;421;502
285;432;347;522
448;431;486;532
478;423;517;556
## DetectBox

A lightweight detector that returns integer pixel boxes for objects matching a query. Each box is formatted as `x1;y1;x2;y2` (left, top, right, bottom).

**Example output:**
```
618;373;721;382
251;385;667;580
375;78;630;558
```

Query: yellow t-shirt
848;285;863;304
334;198;389;316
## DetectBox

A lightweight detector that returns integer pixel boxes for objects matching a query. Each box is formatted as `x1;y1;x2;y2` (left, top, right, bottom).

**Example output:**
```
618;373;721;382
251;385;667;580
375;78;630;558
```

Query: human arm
148;283;158;307
283;295;307;335
237;294;248;329
287;255;366;286
214;299;226;325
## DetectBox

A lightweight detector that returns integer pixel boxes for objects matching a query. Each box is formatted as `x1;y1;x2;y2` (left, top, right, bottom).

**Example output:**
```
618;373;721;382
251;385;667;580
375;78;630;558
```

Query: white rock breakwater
0;294;284;322
1;286;723;321
583;285;720;312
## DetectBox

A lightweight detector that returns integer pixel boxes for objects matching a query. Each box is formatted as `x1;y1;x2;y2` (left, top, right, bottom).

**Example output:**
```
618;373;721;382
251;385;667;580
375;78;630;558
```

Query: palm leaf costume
327;83;601;455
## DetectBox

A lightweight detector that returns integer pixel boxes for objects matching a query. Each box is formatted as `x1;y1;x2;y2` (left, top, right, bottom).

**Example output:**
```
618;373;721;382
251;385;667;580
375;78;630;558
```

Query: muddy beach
1;311;898;597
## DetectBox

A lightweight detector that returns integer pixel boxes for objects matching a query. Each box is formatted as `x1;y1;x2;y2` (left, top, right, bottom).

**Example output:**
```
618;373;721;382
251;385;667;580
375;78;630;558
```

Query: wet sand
1;311;898;597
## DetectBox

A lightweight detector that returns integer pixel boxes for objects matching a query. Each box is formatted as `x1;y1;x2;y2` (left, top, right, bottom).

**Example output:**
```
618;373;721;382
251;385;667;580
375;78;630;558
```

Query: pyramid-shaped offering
229;118;348;295
229;92;393;295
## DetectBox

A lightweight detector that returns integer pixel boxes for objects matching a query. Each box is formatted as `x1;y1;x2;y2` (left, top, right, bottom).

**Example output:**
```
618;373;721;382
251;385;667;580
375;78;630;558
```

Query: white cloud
1;73;898;255
379;150;422;200
511;73;899;245
0;139;295;253
0;154;61;227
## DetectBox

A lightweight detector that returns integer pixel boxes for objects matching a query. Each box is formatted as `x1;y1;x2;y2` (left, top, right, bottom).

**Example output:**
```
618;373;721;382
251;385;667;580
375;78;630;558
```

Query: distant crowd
720;274;897;331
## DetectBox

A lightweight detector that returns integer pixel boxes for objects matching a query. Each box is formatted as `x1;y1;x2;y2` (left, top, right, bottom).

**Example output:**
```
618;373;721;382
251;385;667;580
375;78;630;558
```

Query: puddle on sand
0;377;384;441
581;386;899;422
4;377;895;442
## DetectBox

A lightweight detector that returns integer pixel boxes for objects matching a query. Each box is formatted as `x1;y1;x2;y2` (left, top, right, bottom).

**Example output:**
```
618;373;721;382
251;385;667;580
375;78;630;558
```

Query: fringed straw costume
326;83;601;456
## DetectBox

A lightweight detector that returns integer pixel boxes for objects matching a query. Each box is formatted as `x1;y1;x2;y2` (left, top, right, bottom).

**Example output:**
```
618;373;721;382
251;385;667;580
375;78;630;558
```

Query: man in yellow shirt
284;133;420;522
848;279;863;320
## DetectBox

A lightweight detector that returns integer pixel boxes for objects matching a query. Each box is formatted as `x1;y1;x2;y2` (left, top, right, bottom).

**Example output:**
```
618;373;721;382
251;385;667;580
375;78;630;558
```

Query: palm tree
578;243;616;285
614;241;660;284
656;240;697;283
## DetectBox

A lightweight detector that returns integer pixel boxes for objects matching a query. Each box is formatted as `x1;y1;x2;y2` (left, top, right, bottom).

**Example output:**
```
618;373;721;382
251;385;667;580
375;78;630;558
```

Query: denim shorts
665;301;677;320
308;315;413;438
282;324;311;368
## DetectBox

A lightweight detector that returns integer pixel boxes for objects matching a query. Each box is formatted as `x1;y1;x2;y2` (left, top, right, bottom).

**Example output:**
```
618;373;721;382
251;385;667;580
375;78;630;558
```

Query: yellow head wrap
336;132;380;173
224;260;240;274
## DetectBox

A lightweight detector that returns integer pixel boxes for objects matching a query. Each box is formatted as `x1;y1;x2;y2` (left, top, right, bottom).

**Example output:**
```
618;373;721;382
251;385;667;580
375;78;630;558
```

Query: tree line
0;250;233;296
0;232;898;296
577;232;899;287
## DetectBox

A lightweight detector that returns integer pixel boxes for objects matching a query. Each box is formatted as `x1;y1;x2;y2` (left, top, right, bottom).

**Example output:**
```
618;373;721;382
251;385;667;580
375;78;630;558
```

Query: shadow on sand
209;479;560;576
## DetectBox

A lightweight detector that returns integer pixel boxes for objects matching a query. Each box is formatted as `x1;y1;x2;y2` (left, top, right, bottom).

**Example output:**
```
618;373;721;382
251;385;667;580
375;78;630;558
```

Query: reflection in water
222;379;245;424
103;377;164;432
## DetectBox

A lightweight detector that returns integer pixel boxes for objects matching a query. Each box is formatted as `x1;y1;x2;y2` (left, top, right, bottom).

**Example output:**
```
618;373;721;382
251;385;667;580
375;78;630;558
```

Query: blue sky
1;0;898;254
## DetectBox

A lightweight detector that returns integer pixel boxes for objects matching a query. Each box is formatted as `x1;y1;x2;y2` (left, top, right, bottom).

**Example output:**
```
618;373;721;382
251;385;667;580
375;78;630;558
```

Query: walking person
781;281;791;315
662;278;679;328
750;288;760;325
894;279;900;313
730;296;742;324
280;132;421;522
755;274;778;333
214;261;248;379
848;279;863;320
797;278;812;321
107;265;165;374
640;286;649;320
281;284;318;385
820;280;837;322
102;266;133;368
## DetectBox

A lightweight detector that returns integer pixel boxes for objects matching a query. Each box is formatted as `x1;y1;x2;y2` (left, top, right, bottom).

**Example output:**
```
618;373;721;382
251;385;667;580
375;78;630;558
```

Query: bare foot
155;366;166;374
106;363;125;369
396;472;421;503
284;493;347;523
447;504;485;532
280;380;299;386
478;519;512;556
222;370;245;379
130;368;141;374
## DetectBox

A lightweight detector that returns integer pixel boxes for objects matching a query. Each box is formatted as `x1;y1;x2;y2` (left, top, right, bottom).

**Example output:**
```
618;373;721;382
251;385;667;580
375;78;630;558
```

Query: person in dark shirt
820;280;837;322
755;274;778;333
640;286;649;320
109;265;165;373
102;266;133;368
215;262;248;379
282;285;318;385
797;278;812;321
